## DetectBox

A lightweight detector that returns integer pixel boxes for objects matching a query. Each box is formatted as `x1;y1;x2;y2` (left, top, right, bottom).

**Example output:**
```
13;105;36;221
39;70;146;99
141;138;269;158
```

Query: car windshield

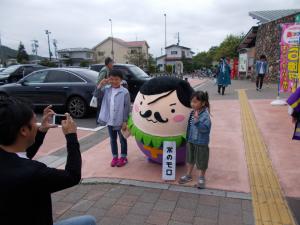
129;66;150;78
1;65;20;74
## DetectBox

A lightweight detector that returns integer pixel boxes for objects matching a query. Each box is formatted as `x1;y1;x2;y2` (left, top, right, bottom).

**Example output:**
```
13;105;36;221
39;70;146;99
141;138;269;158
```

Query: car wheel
67;96;87;118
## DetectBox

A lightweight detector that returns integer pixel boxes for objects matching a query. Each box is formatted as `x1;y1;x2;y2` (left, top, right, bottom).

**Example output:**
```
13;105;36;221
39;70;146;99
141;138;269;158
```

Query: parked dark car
0;64;46;85
89;64;104;72
0;68;98;118
89;63;151;100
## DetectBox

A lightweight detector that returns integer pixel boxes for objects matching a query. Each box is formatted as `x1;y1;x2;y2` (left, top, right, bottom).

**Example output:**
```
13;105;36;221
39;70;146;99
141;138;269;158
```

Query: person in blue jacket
255;54;268;91
217;57;231;95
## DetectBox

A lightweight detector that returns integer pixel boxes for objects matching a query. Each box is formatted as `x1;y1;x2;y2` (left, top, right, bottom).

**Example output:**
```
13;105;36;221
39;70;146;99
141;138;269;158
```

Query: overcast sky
0;0;299;58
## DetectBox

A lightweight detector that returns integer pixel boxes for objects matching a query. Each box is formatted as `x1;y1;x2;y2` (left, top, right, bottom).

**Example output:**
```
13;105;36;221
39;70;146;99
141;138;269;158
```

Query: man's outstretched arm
26;105;57;159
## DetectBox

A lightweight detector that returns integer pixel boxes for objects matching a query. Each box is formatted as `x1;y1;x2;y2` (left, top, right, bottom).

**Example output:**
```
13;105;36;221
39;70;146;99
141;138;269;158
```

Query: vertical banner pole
271;24;287;105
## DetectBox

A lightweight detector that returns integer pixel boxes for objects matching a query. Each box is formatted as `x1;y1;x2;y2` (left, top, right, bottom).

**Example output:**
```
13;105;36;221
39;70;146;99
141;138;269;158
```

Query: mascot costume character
128;76;194;164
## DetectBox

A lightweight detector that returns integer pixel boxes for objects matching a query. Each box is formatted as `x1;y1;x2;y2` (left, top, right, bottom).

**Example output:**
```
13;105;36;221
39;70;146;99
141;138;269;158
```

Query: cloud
0;0;299;58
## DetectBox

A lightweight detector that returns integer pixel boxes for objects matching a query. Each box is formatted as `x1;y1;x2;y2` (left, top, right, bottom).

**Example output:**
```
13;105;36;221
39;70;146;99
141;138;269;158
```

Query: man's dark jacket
0;131;81;225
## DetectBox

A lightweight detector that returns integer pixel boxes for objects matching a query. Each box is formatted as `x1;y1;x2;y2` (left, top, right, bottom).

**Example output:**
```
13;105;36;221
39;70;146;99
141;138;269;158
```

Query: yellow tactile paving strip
238;90;296;225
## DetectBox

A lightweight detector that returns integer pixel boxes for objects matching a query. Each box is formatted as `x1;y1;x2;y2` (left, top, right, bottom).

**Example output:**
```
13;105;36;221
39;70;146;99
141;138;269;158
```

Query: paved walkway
79;99;249;193
52;183;254;225
32;78;300;224
239;90;295;225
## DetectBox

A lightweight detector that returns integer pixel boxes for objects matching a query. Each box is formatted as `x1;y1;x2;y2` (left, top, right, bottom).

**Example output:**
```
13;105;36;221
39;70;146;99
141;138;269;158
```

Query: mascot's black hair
140;76;194;108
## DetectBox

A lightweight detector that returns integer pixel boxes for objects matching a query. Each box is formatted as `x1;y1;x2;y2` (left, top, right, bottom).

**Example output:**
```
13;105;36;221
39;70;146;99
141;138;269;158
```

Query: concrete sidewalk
35;78;299;224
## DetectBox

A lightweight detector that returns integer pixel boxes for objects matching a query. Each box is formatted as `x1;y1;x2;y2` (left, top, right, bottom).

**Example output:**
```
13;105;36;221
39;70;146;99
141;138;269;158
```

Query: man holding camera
0;97;96;225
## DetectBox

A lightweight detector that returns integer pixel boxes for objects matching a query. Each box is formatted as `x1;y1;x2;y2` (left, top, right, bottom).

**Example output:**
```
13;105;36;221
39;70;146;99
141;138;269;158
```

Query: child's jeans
108;126;127;158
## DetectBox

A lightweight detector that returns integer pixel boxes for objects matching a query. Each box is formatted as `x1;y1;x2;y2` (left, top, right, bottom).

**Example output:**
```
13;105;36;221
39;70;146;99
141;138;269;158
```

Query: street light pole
45;30;52;61
0;32;3;66
109;19;114;61
164;13;167;53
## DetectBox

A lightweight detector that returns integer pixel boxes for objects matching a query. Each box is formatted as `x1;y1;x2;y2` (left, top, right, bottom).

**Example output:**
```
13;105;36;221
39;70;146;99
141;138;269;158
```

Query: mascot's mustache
139;110;169;123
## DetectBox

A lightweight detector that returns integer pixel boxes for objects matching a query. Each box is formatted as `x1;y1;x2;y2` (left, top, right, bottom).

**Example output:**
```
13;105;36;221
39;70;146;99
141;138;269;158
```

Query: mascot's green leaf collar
128;116;186;148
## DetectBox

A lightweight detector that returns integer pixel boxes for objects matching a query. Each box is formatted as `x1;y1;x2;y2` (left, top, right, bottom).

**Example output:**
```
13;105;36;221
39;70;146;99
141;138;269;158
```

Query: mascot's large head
128;76;194;164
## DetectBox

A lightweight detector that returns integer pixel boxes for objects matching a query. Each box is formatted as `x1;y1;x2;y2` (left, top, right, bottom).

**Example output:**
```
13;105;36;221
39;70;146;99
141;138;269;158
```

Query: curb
81;177;252;200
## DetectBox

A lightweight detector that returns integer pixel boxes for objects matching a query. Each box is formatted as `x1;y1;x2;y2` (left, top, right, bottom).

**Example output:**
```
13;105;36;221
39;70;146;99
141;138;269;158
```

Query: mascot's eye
140;101;143;105
171;109;175;113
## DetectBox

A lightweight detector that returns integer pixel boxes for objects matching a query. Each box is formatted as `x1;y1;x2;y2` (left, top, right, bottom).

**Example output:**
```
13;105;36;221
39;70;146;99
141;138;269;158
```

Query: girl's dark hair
140;76;194;108
0;97;34;146
191;91;210;113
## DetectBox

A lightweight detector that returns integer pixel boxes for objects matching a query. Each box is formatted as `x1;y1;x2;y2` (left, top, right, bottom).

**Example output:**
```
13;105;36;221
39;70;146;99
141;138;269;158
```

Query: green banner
296;14;300;23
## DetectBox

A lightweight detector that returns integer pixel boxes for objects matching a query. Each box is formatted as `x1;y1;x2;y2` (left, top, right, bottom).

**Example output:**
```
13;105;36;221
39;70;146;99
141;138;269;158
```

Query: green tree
207;46;218;63
182;57;194;73
190;34;242;70
125;49;147;67
147;54;156;74
213;34;243;60
192;51;212;68
39;59;56;67
17;42;29;63
80;60;89;67
165;64;173;74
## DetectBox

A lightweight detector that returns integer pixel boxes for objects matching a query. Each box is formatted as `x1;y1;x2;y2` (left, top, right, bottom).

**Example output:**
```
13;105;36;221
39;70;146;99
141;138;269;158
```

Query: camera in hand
52;114;67;125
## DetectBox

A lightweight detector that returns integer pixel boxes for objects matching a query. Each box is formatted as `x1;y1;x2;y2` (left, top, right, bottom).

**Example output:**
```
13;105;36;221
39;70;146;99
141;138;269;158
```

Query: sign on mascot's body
128;76;194;165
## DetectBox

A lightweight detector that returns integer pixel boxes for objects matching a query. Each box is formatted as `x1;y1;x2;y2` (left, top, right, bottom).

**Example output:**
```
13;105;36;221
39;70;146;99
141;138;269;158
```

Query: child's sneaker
111;157;119;167
196;176;206;189
117;157;128;167
178;175;192;184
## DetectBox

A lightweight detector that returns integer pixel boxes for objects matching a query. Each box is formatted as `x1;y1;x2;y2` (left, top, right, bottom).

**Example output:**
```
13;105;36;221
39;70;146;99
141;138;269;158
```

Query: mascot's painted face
132;90;191;137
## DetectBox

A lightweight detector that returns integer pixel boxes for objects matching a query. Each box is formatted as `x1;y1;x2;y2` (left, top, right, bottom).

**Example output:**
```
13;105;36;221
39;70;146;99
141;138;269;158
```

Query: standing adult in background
97;57;114;84
255;54;268;91
217;57;231;95
96;57;114;123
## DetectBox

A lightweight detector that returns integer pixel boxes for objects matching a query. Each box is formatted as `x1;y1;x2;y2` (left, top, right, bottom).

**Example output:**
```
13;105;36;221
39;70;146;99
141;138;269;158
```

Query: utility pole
177;32;180;45
45;30;52;61
53;39;58;59
164;13;167;53
109;19;114;61
31;40;39;62
0;32;3;66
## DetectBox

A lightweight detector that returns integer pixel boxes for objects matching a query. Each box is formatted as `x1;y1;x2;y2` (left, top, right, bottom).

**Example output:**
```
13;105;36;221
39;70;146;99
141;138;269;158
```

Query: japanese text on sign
280;23;300;93
162;141;176;180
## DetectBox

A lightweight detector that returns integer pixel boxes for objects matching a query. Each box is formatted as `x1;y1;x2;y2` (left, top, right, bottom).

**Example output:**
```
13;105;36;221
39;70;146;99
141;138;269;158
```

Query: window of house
130;49;137;54
86;53;91;58
98;51;105;56
182;51;186;58
171;51;177;55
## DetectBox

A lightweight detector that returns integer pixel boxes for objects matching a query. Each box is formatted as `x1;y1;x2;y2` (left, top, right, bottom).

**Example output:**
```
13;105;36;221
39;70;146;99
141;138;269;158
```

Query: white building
156;44;194;73
57;48;94;66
